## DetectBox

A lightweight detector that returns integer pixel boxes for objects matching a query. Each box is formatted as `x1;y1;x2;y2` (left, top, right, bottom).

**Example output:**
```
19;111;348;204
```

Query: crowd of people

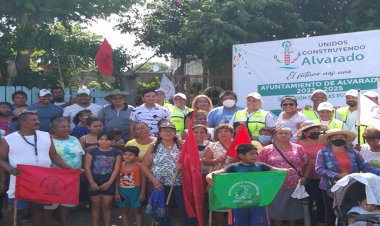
0;86;379;226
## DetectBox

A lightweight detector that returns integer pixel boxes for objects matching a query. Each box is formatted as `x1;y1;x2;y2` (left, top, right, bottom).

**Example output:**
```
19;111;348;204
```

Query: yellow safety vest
302;109;319;120
336;106;367;144
234;109;268;137
313;118;344;130
169;106;191;136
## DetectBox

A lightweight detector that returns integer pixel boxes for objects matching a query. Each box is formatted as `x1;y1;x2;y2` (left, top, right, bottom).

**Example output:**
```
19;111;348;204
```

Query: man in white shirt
63;88;103;130
130;88;170;137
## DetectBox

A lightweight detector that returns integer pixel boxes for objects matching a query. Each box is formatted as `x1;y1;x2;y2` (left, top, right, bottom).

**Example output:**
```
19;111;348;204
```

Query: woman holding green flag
257;125;309;226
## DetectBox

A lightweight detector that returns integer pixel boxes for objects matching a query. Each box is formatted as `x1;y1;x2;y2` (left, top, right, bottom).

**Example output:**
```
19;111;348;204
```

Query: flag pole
357;89;361;144
208;209;212;226
166;169;180;205
13;199;17;226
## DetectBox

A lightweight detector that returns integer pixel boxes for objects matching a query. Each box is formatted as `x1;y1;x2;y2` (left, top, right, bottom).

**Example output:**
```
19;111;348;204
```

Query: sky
87;15;168;66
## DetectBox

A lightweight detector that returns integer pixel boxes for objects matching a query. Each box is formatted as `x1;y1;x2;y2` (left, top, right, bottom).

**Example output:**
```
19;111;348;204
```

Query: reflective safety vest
302;109;319;120
313;118;344;130
169;106;191;136
336;106;366;144
234;109;268;137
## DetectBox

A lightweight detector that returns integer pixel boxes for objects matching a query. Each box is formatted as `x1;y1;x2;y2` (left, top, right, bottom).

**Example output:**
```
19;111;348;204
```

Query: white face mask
223;99;236;108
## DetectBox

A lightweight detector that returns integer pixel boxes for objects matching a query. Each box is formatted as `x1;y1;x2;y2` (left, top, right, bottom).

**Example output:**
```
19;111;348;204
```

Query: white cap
363;91;378;98
311;89;327;97
345;89;358;97
317;102;334;111
77;88;91;95
173;92;187;100
39;89;51;96
246;92;263;102
155;88;166;94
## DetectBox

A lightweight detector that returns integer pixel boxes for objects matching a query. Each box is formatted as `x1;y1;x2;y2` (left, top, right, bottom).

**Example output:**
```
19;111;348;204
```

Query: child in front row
348;192;380;226
206;144;295;226
115;146;146;226
85;131;122;226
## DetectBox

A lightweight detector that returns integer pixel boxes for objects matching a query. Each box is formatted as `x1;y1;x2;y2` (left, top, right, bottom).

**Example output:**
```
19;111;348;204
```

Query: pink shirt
257;143;307;189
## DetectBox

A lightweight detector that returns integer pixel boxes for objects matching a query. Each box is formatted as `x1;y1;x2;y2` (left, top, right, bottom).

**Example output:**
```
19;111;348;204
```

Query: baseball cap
39;89;51;96
345;89;358;97
311;89;327;97
246;92;262;102
158;120;176;129
77;88;91;96
173;92;187;100
363;91;378;98
317;102;334;111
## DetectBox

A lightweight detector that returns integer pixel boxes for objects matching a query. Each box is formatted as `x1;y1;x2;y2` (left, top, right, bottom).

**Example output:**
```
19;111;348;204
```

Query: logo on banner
228;181;260;206
274;41;301;69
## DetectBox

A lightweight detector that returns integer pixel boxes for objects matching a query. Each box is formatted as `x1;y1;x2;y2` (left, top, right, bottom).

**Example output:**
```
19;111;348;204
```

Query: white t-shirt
63;103;103;130
130;103;170;136
360;144;380;168
275;112;306;141
4;130;52;198
348;206;380;226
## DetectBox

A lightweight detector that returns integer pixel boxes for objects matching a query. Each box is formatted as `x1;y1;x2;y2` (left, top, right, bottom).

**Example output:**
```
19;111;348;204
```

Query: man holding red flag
0;111;70;226
178;116;205;226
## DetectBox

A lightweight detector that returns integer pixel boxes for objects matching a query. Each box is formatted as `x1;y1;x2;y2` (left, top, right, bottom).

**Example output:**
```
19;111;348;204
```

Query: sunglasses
282;103;295;107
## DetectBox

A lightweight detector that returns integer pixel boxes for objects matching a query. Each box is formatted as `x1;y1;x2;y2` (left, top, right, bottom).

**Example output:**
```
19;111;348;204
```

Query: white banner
233;30;380;114
160;74;175;100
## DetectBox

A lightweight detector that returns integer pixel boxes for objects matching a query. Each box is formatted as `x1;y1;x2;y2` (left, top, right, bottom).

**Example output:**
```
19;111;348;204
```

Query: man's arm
0;138;19;176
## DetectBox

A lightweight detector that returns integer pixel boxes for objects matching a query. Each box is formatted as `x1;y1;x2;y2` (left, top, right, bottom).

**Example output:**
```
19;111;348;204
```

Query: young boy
348;192;380;226
115;146;146;226
206;143;295;226
111;128;126;149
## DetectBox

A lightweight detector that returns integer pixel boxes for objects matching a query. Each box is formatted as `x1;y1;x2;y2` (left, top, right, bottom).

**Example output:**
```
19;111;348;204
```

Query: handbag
273;143;309;199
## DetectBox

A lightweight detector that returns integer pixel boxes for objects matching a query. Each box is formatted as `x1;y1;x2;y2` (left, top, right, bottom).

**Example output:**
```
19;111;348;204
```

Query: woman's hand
90;182;100;191
216;155;226;164
300;177;307;185
335;172;349;179
152;179;164;190
99;182;111;191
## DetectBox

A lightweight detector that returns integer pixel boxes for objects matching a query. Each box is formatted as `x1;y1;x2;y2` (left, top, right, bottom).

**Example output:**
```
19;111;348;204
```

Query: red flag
95;39;113;77
225;125;252;158
178;114;204;226
15;164;80;204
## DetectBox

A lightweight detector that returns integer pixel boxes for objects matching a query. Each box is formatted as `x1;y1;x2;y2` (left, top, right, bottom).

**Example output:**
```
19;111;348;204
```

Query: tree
120;0;380;89
134;62;169;72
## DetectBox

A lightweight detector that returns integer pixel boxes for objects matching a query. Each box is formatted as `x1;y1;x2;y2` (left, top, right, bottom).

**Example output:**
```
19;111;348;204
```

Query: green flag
209;171;286;211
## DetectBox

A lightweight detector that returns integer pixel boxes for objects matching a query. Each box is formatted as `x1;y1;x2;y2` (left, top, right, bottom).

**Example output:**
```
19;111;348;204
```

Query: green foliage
136;76;160;98
134;62;169;72
121;0;380;86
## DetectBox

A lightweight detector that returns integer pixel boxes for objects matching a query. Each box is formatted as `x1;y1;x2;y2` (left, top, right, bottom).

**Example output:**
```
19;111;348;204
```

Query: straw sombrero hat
318;128;356;145
105;89;127;101
296;120;326;137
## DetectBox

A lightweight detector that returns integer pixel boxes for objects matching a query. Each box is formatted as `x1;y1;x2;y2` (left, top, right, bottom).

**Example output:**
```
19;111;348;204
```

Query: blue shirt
316;147;380;191
28;104;63;132
207;106;243;128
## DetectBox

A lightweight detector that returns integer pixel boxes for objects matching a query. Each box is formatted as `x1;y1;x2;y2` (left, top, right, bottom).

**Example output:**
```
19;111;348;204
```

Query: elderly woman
142;120;197;226
45;117;85;226
257;126;308;226
316;129;380;226
203;123;235;169
125;122;156;161
184;95;213;129
182;110;214;141
295;121;326;226
276;96;306;141
360;127;380;168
